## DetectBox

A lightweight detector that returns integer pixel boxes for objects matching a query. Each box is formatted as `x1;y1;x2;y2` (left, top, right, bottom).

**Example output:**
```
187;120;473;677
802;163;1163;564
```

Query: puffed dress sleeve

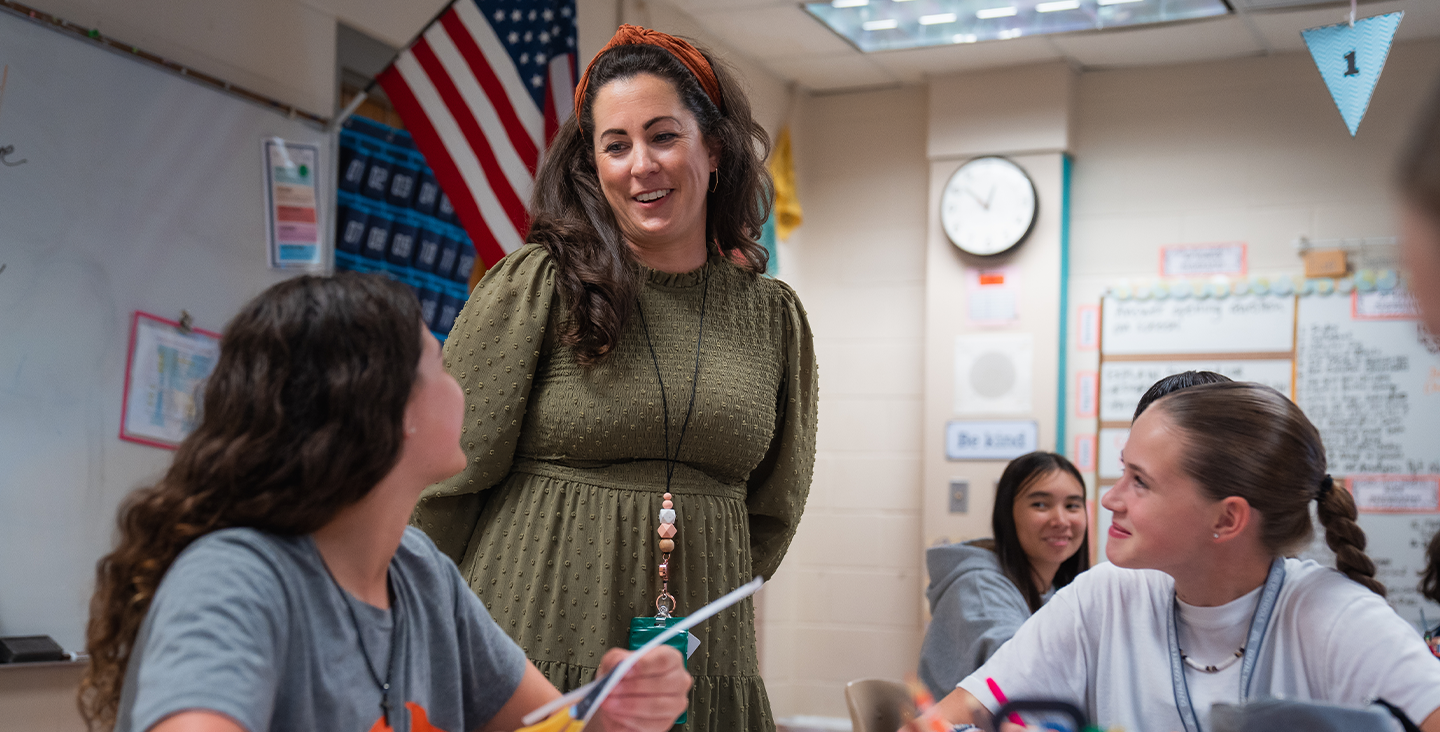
745;279;819;581
411;244;556;564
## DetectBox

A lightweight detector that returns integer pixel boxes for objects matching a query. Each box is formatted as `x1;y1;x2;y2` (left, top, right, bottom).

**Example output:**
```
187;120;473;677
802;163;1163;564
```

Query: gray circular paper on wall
970;351;1016;398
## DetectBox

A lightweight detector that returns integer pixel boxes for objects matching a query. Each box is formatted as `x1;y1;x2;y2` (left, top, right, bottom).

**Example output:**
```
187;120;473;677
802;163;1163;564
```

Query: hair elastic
573;24;724;127
1318;474;1335;501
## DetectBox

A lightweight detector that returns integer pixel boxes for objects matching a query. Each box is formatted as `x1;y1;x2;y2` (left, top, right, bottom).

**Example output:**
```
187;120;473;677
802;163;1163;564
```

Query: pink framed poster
1159;242;1247;278
120;311;222;449
1075;370;1098;419
1074;433;1096;473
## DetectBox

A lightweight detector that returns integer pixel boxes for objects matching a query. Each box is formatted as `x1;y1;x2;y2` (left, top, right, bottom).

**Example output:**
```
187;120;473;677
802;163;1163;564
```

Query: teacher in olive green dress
412;25;818;732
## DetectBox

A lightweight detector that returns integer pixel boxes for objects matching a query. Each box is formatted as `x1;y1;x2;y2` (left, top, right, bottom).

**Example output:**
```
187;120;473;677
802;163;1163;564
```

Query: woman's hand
588;647;692;732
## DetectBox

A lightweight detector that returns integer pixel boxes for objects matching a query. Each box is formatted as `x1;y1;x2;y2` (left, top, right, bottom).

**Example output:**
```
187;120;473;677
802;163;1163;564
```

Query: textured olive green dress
412;243;818;731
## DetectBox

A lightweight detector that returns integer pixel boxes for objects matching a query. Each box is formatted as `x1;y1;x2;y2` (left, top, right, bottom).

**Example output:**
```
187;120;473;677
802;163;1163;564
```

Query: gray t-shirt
115;526;527;732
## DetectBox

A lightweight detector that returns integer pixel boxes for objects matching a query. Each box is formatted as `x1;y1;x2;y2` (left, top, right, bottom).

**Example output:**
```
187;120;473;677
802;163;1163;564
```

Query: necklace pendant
1178;645;1246;674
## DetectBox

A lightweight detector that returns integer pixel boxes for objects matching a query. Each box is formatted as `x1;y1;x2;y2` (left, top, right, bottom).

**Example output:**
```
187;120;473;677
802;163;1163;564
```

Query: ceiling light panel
805;0;1230;52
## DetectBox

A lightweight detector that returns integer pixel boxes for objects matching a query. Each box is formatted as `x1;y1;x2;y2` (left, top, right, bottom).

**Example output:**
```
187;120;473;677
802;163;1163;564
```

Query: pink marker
985;677;1026;728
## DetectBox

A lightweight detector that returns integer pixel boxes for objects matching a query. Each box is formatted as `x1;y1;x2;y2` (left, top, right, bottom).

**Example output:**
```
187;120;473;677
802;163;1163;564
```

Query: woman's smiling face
591;72;718;256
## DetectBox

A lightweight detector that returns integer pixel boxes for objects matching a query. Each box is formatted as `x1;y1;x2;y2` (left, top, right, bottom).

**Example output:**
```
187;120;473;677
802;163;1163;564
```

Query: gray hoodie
917;540;1051;699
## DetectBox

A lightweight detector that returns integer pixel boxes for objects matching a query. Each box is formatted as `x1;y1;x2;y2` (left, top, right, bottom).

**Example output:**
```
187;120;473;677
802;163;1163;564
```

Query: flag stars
494;9;505;22
543;9;554;21
511;9;522;21
561;6;571;17
536;52;547;64
524;31;533;42
509;31;519;43
539;32;550;43
528;9;538;21
531;74;544;87
519;52;529;64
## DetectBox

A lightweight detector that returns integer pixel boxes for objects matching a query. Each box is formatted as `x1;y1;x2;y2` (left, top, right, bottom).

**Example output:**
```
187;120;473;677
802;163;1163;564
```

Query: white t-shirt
1176;584;1260;730
958;559;1440;732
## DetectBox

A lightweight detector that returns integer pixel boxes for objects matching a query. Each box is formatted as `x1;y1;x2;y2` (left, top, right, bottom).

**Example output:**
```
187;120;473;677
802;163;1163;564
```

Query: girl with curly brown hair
79;273;688;732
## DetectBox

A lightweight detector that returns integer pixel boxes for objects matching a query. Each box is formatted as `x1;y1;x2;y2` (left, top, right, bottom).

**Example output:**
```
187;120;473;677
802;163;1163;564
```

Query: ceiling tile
871;37;1065;83
657;0;1440;89
761;52;902;91
1243;0;1440;52
690;5;858;59
1049;16;1265;68
663;0;791;13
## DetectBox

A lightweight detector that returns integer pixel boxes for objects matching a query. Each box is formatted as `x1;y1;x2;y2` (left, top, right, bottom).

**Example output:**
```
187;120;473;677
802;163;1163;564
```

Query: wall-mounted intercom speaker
954;333;1034;415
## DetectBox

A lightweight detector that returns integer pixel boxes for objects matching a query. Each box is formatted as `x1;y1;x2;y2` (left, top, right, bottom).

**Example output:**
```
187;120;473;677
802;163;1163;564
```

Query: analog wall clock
940;156;1038;257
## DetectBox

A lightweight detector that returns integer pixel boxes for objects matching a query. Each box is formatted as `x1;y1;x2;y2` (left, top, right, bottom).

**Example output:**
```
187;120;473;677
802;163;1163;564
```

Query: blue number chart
335;116;477;340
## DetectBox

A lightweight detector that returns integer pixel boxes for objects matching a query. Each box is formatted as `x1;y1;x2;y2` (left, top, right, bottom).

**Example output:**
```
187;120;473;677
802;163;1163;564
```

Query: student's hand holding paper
586;646;691;732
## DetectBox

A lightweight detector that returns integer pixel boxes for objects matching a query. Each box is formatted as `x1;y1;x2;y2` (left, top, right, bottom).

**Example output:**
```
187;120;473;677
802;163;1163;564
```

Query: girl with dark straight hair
80;273;688;732
917;452;1089;698
914;382;1440;732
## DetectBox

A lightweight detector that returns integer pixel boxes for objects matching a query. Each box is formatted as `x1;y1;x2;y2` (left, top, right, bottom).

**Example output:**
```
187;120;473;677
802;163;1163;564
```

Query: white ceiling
662;0;1440;92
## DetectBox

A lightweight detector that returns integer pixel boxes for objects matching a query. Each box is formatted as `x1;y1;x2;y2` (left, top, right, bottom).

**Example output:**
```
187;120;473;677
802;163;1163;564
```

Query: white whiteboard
1296;512;1440;631
1097;427;1129;480
1102;296;1295;355
1294;293;1440;628
1098;359;1293;423
1295;294;1440;476
0;12;325;651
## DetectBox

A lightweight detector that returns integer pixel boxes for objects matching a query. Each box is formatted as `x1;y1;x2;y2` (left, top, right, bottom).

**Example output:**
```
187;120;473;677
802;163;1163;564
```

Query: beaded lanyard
635;266;710;620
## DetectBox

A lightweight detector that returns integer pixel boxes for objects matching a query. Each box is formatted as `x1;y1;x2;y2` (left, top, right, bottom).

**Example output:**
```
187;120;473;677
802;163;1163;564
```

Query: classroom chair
844;678;916;732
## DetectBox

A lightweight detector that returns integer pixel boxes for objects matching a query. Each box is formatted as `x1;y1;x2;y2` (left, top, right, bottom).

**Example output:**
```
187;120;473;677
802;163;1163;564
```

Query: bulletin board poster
264;138;323;269
120;312;222;449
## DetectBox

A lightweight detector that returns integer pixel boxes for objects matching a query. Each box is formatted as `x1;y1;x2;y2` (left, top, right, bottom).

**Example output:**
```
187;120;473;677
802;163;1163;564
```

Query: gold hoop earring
708;169;718;193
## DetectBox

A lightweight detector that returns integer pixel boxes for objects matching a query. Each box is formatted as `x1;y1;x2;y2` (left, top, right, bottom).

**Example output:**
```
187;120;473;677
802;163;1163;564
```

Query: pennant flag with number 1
1301;12;1403;137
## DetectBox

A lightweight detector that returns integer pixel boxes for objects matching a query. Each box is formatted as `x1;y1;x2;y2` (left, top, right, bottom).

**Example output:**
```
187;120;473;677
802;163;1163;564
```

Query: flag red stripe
439;10;540;173
410;38;531;238
377;65;510;268
543;88;558;147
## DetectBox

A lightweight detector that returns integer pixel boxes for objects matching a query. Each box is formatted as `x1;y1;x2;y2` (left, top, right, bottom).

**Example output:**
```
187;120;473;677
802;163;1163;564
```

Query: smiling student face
1101;406;1217;574
1013;469;1088;581
591;73;718;258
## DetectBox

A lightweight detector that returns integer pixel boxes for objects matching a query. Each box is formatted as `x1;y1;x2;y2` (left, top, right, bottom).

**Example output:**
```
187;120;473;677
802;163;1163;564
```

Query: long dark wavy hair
1402;83;1440;610
1153;382;1385;596
529;41;773;365
993;452;1091;613
78;273;423;730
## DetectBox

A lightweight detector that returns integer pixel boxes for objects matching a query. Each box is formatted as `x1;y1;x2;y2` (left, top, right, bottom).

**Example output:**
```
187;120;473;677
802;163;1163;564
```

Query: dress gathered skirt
412;243;819;731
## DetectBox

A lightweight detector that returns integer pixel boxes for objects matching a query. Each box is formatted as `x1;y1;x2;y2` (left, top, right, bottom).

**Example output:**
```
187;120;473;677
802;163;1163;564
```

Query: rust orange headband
574;25;724;128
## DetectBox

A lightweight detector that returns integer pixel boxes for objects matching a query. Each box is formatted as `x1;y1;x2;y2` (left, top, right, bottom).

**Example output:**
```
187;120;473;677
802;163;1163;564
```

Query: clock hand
965;187;991;211
984;185;996;209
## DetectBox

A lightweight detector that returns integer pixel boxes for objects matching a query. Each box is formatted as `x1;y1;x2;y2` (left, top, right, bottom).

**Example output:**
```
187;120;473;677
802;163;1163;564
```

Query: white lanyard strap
1166;557;1287;732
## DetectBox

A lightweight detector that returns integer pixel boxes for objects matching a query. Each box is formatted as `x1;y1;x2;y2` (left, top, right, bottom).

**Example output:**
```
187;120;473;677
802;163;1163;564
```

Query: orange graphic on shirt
368;702;447;732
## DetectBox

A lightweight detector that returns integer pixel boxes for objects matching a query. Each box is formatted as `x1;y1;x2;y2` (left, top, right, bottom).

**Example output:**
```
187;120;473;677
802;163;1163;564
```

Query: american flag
376;0;578;269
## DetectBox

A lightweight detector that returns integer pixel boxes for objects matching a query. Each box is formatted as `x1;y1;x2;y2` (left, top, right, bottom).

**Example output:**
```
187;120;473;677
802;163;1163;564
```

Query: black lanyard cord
635;265;710;491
